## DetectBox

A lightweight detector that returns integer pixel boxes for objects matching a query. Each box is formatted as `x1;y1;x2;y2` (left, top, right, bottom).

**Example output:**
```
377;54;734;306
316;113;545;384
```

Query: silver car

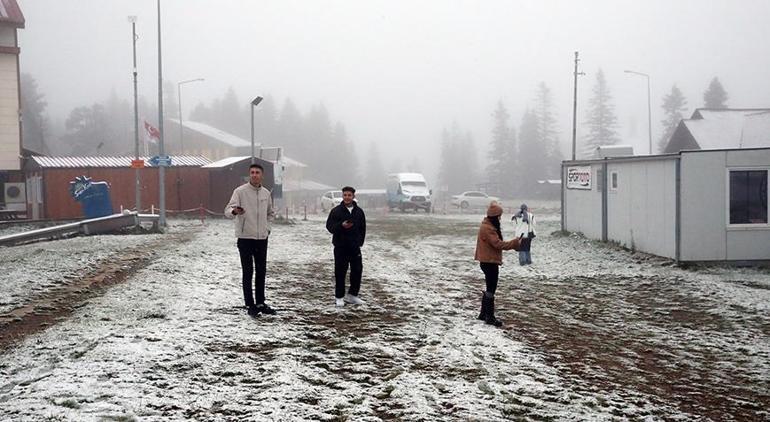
451;191;500;210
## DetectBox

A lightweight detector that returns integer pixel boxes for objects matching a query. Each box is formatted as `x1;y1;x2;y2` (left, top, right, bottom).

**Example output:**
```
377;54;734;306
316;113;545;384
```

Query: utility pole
157;0;166;227
571;51;585;161
129;16;140;213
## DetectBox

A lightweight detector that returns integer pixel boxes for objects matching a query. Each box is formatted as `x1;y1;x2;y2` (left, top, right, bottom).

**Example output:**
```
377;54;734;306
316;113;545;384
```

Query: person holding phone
325;186;367;307
475;202;520;327
225;163;276;317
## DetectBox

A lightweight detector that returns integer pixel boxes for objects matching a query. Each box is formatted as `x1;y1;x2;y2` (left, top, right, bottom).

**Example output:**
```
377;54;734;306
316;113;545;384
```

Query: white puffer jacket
512;212;536;239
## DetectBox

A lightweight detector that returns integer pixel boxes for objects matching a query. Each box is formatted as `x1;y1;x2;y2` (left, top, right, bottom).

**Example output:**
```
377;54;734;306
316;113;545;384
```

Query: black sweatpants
237;238;268;307
480;262;499;295
334;247;362;299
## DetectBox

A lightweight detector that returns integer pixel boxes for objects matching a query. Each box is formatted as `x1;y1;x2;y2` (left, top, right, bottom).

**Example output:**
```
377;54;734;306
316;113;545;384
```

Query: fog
17;0;770;185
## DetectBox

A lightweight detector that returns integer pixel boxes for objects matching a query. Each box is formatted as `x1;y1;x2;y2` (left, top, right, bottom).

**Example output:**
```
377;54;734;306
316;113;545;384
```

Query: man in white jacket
225;163;276;316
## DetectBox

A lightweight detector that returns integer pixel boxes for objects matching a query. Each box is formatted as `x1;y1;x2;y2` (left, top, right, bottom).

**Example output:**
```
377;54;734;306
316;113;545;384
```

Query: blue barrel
69;176;114;218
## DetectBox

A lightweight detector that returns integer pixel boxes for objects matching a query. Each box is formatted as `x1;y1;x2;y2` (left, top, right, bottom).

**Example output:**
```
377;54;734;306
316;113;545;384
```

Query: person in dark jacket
326;186;367;307
474;202;520;327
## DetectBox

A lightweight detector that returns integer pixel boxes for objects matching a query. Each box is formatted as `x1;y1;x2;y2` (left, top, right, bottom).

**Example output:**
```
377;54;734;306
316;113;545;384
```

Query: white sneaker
335;298;345;307
343;294;364;305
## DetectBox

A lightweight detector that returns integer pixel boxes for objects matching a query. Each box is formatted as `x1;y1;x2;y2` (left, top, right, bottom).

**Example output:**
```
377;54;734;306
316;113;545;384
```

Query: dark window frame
728;169;768;225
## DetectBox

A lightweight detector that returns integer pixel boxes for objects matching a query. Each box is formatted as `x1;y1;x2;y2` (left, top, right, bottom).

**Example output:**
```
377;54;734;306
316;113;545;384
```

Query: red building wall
40;167;210;220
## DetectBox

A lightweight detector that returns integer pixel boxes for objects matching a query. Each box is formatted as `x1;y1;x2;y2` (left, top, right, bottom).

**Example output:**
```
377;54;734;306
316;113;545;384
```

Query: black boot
484;295;503;327
477;291;488;320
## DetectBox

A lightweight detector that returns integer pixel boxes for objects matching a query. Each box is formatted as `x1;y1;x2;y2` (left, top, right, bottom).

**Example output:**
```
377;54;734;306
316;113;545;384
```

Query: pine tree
486;100;516;195
584;69;620;157
302;103;334;183
364;142;386;188
659;85;688;153
276;98;303;155
534;82;561;178
517;109;545;193
703;77;728;109
330;121;357;185
437;122;478;194
20;73;50;154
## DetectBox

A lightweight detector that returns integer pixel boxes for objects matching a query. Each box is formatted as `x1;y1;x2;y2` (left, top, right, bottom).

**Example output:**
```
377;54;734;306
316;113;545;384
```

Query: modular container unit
562;147;770;263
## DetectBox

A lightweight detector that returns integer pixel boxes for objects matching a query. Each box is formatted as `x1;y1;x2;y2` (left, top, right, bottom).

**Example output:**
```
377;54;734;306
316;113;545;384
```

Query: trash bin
69;176;114;218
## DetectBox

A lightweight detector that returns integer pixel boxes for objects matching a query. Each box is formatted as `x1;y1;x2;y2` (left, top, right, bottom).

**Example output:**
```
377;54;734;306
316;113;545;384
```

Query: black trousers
480;262;499;295
237;238;268;307
334;247;362;299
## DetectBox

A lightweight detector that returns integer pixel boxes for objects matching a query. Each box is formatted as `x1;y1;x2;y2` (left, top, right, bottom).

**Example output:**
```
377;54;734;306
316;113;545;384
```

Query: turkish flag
144;120;160;144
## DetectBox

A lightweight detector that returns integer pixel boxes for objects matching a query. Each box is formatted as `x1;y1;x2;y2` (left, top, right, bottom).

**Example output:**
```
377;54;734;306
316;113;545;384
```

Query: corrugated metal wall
40;167;210;219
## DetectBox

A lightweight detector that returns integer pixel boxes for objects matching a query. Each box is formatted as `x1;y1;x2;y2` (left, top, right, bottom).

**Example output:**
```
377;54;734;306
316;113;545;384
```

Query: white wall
0;53;20;171
564;163;603;239
681;149;770;261
606;159;677;259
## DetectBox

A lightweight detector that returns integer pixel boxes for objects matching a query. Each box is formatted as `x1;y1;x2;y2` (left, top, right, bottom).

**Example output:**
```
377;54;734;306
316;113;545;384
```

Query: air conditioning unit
4;182;26;204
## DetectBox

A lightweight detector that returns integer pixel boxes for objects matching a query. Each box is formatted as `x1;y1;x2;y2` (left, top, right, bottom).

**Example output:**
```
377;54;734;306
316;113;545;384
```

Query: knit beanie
486;202;503;217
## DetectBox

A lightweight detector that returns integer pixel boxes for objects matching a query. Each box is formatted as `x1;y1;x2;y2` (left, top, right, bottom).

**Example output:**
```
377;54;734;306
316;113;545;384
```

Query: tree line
434;75;730;198
20;78;359;187
20;73;731;192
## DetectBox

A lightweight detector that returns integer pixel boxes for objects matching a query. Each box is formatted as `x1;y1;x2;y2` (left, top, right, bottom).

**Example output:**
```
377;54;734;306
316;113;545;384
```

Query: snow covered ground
0;209;768;420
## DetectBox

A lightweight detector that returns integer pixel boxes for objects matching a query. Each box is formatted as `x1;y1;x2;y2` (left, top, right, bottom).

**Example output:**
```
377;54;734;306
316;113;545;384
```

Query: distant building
0;0;24;171
663;108;770;153
24;156;211;220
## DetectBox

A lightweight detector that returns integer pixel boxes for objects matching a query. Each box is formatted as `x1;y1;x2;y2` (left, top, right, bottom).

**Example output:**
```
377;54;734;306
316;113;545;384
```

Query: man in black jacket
325;186;366;307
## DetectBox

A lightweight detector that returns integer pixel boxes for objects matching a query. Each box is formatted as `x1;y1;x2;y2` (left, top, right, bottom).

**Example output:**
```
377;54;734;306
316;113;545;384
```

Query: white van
386;173;432;212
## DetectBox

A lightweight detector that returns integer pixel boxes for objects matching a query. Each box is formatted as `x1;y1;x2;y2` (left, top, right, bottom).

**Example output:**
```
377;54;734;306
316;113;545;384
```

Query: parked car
451;191;500;210
320;190;343;212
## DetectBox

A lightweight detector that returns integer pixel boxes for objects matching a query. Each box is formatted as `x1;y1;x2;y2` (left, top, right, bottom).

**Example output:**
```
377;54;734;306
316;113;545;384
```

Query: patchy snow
0;209;768;420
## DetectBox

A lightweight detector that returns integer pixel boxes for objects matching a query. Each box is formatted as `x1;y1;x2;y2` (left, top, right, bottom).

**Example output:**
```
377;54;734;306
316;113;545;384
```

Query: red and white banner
567;166;592;190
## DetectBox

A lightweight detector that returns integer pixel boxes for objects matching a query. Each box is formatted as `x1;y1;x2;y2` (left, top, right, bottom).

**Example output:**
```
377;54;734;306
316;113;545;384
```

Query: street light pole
157;0;166;227
129;16;140;213
624;70;652;155
571;51;585;160
177;78;204;156
250;96;263;164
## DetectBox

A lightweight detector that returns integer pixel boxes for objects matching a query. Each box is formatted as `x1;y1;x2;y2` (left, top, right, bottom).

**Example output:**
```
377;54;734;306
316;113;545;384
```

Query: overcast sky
17;0;770;177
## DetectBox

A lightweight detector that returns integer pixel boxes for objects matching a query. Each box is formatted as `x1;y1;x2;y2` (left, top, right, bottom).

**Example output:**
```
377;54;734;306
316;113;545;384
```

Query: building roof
680;108;770;150
0;0;24;28
167;118;251;148
29;155;211;168
202;155;307;169
283;179;336;192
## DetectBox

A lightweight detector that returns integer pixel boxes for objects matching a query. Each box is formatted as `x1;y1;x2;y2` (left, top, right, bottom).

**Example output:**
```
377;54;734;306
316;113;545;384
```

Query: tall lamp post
177;78;204;155
624;70;652;155
571;51;585;160
250;96;263;164
156;0;167;227
128;15;140;213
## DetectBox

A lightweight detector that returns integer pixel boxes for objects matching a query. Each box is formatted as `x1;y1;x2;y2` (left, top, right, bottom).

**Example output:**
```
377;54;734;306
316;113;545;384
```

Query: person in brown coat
474;202;520;326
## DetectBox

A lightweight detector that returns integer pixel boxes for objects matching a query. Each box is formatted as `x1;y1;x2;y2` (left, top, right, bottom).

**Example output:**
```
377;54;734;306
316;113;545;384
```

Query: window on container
610;171;619;191
729;170;768;224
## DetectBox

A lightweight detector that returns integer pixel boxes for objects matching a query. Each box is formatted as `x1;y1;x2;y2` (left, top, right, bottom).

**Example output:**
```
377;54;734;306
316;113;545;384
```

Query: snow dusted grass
0;211;768;420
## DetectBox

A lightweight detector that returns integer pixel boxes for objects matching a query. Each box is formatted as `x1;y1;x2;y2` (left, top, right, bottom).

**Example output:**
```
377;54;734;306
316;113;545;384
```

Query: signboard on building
567;166;592;190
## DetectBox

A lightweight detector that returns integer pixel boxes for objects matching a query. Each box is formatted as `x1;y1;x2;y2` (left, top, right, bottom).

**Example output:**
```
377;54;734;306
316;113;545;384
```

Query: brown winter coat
474;218;520;264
